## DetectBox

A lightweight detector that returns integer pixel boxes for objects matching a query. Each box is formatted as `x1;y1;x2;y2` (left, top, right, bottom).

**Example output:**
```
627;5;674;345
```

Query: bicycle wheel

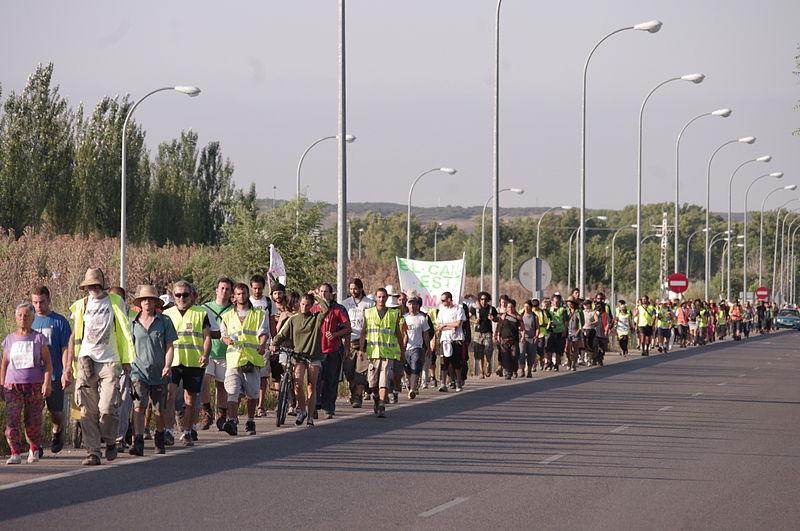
276;372;291;427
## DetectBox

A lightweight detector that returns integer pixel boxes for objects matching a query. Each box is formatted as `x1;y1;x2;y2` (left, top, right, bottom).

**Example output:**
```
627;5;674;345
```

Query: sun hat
78;268;107;289
385;285;401;307
132;285;163;308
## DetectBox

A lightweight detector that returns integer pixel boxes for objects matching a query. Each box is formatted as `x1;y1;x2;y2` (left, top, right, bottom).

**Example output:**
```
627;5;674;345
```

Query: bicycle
274;347;312;427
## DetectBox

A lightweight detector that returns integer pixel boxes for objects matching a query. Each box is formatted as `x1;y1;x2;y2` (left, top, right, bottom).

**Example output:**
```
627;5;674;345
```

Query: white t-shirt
343;296;375;341
250;296;271;312
403;313;430;350
80;295;118;363
436;304;466;343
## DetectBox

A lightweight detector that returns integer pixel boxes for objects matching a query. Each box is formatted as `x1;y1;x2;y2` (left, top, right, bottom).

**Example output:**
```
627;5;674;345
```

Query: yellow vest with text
164;306;207;368
364;307;401;360
221;308;266;368
69;293;134;364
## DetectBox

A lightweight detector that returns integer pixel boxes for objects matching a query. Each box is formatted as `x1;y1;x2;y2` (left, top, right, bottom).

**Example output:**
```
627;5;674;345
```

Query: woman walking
1;302;53;464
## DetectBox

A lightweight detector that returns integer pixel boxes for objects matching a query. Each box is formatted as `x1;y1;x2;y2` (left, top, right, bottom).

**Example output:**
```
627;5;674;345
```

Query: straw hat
133;285;163;308
78;268;107;289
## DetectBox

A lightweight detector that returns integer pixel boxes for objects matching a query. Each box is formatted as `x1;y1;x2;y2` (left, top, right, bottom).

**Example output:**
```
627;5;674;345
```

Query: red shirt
311;302;350;354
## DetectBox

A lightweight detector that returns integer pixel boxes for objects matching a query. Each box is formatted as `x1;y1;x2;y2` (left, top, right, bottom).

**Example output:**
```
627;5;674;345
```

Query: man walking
435;291;466;391
469;292;497;379
66;268;135;466
200;277;233;430
31;285;71;455
164;280;212;446
342;278;373;408
360;287;405;417
315;283;350;419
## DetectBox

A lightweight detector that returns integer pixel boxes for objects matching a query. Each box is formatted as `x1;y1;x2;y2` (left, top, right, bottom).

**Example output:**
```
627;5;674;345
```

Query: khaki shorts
367;358;394;389
224;366;262;401
132;380;166;411
205;358;227;382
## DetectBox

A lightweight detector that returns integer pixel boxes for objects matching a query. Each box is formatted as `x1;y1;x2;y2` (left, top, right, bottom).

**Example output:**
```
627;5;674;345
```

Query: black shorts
640;325;653;337
46;378;64;413
548;335;566;355
657;327;672;339
269;356;284;382
171;365;205;394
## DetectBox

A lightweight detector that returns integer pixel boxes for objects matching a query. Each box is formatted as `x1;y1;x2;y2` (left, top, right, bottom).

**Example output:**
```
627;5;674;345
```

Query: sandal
255;406;266;418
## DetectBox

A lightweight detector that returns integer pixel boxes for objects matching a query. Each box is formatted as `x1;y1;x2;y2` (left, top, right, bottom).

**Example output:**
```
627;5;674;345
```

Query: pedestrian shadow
0;331;789;521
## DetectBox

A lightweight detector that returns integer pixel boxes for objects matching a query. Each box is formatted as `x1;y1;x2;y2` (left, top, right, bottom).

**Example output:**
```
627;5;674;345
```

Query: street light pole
772;206;798;297
492;0;503;304
581;19;662;300
296;134;356;234
120;85;200;289
727;155;772;298
357;228;364;260
407;168;456;259
434;222;443;261
704;137;756;299
746;176;787;296
336;0;347;302
536;205;572;257
480;187;523;292
674;109;731;273
509;239;515;281
636;73;705;301
685;228;707;278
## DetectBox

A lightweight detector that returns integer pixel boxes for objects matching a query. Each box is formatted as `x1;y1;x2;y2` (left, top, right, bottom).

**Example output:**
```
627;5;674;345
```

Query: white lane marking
610;424;630;433
539;454;566;465
658;406;673;412
767;362;772;365
692;392;704;397
754;367;761;370
419;497;470;518
738;374;746;378
717;382;728;386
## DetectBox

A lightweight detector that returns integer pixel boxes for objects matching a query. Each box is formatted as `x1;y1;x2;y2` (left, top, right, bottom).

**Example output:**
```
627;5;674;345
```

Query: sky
2;0;799;213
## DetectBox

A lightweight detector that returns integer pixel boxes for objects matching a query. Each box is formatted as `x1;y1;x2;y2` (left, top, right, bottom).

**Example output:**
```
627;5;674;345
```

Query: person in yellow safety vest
220;283;269;436
635;295;656;356
65;268;135;466
360;287;406;418
163;280;212;448
696;301;710;346
655;300;675;353
717;303;729;340
530;299;550;371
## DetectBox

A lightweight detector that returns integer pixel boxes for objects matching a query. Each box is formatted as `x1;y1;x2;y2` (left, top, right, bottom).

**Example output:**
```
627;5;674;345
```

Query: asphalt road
1;331;798;530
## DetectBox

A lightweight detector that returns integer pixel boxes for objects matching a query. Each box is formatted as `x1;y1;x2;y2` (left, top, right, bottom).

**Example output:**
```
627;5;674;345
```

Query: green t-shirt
203;301;233;359
131;313;178;386
549;307;567;334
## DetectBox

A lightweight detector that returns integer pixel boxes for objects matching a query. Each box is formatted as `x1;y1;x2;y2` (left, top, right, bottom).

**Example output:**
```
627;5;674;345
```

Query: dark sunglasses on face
174;293;190;298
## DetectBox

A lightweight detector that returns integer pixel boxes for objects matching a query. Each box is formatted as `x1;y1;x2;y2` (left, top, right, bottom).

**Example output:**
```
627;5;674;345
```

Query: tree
0;63;74;233
149;131;201;244
72;96;150;239
195;141;235;244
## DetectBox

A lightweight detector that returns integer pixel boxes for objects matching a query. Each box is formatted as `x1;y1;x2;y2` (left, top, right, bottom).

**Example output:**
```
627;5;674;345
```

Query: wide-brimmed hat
133;285;163;308
78;268;107;289
384;284;399;297
385;285;401;307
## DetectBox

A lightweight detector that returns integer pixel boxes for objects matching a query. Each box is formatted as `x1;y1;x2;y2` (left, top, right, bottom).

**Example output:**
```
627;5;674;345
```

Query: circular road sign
667;272;689;294
755;286;769;300
518;257;552;293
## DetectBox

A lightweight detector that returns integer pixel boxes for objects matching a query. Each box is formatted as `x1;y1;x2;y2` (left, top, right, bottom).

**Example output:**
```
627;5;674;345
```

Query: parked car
775;308;800;330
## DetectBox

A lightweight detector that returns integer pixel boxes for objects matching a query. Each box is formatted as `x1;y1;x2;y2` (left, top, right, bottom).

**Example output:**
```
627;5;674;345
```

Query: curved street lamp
406;167;456;259
674;108;731;272
480;187;524;292
636;73;705;301
580;19;662;299
685;228;710;278
296;134;356;233
120;85;201;288
768;197;798;290
610;224;637;308
703;136;756;299
536;205;572;257
727;155;771;297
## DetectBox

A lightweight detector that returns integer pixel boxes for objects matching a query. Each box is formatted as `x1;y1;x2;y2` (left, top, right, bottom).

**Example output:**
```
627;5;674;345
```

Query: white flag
268;244;287;284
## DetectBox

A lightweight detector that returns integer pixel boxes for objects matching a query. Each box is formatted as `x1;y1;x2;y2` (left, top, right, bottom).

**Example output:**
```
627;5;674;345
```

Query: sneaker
287;406;297;417
51;430;64;454
82;454;101;466
223;419;238;436
6;454;22;465
129;435;144;457
144;427;152;440
422;382;429;389
200;408;213;430
105;443;118;462
164;430;175;446
373;396;380;414
449;381;456;389
216;416;226;432
325;412;335;420
190;428;198;441
352;396;363;409
245;420;256;435
438;385;448;392
296;411;308;426
389;393;398;404
306;418;315;428
183;432;194;447
154;431;166;455
377;404;386;418
455;386;463;392
408;390;417;400
27;450;39;464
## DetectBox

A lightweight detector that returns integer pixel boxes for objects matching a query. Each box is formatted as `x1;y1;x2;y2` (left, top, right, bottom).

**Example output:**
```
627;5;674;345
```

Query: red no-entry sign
755;286;769;300
667;273;689;294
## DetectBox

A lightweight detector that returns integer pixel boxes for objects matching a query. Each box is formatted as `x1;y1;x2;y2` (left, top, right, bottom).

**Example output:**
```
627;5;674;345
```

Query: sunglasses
174;293;190;298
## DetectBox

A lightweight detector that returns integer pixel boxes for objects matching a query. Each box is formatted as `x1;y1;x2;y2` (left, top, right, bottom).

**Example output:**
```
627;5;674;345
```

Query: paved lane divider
610;424;630;433
657;406;673;412
418;497;470;518
539;454;566;465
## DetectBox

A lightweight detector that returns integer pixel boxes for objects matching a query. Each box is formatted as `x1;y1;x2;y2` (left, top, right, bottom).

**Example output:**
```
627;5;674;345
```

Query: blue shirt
32;312;71;380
